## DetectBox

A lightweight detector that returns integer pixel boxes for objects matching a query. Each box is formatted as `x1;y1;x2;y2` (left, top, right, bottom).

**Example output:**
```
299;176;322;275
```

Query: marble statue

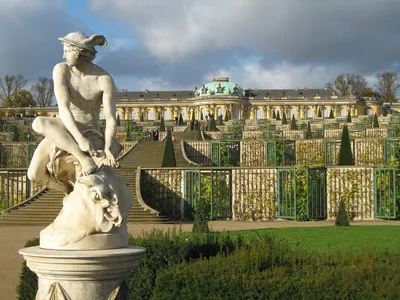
27;32;131;250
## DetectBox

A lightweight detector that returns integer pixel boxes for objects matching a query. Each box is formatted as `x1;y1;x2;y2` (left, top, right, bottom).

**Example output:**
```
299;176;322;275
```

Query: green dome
196;77;243;97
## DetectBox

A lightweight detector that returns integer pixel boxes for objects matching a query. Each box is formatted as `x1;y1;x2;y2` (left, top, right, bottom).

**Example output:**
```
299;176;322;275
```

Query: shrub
224;112;228;122
335;199;350;226
338;125;354;165
346;111;352;123
318;108;322;117
373;113;379;128
159;116;165;132
329;109;334;119
16;238;39;300
179;112;184;125
290;115;297;130
276;111;281;121
306;121;312;139
272;110;276;119
192;198;210;233
281;112;287;125
161;130;176;167
207;116;217;131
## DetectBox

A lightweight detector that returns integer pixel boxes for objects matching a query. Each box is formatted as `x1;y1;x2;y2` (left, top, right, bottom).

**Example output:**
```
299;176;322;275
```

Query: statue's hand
78;137;96;157
103;149;119;168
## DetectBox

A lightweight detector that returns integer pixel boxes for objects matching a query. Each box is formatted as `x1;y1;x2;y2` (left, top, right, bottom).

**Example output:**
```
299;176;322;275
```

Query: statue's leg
27;138;72;195
32;117;97;177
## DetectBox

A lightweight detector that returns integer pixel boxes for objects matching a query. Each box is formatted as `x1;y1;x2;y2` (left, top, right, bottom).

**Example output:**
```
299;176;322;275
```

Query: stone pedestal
19;246;146;300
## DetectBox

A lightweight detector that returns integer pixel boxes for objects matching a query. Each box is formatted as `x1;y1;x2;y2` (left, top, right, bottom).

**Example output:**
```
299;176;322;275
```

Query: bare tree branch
31;77;54;107
325;73;368;97
0;74;28;103
376;72;400;102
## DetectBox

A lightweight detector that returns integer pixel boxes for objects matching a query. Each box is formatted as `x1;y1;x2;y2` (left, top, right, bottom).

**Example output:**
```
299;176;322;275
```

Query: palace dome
195;77;243;97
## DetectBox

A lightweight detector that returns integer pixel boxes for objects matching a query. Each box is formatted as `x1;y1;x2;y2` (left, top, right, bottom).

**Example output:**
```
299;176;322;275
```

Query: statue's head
58;32;108;64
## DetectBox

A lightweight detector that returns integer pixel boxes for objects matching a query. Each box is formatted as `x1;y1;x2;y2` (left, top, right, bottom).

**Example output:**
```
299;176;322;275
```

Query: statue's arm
53;64;86;144
101;75;117;152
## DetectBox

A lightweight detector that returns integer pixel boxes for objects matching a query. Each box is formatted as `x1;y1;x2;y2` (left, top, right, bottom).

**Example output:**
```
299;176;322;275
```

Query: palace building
111;77;383;121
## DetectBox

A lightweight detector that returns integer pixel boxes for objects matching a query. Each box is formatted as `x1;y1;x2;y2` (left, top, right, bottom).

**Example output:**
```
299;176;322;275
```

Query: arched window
233;108;240;119
306;108;314;118
131;110;138;120
289;108;297;119
324;108;331;118
147;109;154;120
180;109;187;120
201;108;207;119
340;108;347;117
216;107;225;119
163;110;171;120
366;107;373;116
256;108;263;119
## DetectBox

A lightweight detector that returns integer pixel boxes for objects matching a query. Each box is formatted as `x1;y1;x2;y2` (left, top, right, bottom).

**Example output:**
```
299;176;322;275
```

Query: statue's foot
78;156;98;177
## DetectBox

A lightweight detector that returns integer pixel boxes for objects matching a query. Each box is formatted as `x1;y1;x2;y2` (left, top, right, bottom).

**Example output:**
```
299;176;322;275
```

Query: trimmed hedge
17;238;39;300
153;235;400;299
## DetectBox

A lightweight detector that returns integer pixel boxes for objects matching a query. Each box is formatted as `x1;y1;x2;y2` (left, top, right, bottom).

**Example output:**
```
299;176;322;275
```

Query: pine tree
276;111;281;121
161;130;176;167
329;109;334;119
282;112;288;124
290;115;297;130
272;110;276;119
159;116;165;132
157;112;161;120
318;108;322;118
218;114;223;125
335;199;350;226
373;113;379;128
116;114;121;126
306;121;312;139
179;112;184;125
191;110;195;121
346;111;352;123
224;111;229;122
338;125;354;165
201;112;204;120
208;115;217;131
140;112;144;122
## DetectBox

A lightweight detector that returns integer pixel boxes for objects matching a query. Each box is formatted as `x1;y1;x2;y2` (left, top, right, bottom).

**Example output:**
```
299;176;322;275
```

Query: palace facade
111;77;383;121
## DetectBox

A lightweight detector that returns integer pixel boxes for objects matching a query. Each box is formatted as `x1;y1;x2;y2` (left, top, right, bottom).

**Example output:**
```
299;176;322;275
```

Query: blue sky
0;0;399;92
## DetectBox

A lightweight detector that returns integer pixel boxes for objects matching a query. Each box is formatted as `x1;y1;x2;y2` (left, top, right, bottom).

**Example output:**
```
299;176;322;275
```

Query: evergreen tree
272;110;276;119
157;112;161;120
335;199;350;226
329;109;334;119
116;114;121;127
338;125;354;165
282;112;288;124
159;116;165;132
179;112;184;125
318;108;322;118
290;115;297;130
306;121;312;139
140;112;144;122
218;114;223;125
191;110;195;121
224;111;229;122
161;130;176;167
276;111;281;121
346;111;352;123
373;113;379;128
200;112;204;120
208;115;217;131
192;198;210;233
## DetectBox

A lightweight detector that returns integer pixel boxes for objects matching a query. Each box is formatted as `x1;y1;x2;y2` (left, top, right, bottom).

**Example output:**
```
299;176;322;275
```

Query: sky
1;0;400;92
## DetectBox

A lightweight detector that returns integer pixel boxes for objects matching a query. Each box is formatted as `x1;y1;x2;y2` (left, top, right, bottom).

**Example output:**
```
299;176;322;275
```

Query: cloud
0;0;90;81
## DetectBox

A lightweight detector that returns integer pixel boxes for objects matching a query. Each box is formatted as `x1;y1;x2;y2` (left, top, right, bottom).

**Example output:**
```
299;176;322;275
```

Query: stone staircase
0;141;174;225
172;131;202;167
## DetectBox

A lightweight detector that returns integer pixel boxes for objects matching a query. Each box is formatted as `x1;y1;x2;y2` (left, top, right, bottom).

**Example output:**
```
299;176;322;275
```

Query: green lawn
209;226;400;253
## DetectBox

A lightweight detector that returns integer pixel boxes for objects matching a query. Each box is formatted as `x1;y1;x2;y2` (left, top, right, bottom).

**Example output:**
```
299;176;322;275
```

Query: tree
317;108;322;118
161;130;176;167
373;113;379;128
376;71;400;102
276;111;280;121
272;110;276;119
208;115;217;131
30;77;54;107
329;109;334;119
159;116;165;132
116;114;121;126
281;112;288;124
326;73;368;97
338;125;354;165
290;115;297;130
140;112;144;122
306;121;312;139
224;111;228;122
335;199;350;226
2;89;36;107
179;112;184;125
346;111;352;123
0;74;28;104
191;110;195;122
192;198;210;233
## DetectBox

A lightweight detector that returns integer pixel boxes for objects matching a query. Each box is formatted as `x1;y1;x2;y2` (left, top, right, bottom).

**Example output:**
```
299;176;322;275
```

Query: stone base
19;246;146;300
40;225;129;250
